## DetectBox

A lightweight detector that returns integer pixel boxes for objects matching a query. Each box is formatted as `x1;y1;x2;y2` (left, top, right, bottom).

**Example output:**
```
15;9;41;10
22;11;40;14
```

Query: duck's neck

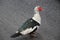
35;10;39;14
33;10;40;18
32;11;41;24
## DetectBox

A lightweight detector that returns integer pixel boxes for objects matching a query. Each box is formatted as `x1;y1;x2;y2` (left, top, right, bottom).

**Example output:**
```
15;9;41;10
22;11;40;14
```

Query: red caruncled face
37;7;43;11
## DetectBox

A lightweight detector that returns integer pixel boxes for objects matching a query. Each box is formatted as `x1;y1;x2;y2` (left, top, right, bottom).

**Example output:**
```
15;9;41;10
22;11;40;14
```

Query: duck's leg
29;28;37;38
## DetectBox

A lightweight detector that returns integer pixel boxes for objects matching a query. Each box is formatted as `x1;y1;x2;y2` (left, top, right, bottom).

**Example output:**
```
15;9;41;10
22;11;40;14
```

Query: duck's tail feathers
10;32;22;38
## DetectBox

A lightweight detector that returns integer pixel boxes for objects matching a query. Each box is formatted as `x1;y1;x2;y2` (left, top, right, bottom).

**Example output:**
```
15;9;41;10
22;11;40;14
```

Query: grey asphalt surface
0;0;60;40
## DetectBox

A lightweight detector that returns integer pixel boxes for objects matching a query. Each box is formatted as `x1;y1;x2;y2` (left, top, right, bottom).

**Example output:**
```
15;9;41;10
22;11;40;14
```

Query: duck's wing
18;18;40;32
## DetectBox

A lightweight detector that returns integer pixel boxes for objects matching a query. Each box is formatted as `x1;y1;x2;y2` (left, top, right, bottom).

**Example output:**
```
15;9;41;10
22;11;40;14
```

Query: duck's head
34;6;43;12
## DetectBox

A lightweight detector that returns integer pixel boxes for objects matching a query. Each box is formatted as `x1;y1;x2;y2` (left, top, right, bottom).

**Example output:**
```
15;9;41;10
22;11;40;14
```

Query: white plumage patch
16;31;19;33
32;13;41;24
20;26;37;35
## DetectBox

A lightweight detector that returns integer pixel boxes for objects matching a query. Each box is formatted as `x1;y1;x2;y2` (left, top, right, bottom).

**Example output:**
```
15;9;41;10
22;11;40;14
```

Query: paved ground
0;0;60;40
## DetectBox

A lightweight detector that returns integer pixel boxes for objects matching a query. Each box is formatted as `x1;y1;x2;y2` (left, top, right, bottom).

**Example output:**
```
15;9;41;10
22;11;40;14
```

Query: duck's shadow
15;33;43;40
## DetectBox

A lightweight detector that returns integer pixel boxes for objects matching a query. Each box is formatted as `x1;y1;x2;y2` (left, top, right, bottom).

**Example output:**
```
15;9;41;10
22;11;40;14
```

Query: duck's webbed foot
29;32;37;38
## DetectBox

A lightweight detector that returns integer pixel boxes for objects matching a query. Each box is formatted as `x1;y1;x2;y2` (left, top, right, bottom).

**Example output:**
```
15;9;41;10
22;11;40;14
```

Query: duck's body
11;6;42;38
19;18;40;35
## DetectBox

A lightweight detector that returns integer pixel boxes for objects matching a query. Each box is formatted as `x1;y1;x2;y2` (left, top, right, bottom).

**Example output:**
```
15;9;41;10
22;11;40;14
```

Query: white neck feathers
32;11;41;24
